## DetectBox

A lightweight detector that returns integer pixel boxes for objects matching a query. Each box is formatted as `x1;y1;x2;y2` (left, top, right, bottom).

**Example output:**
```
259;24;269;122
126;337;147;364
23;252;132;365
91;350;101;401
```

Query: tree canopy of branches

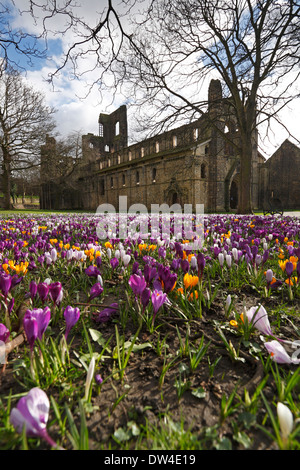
4;0;300;213
119;0;300;213
0;65;56;209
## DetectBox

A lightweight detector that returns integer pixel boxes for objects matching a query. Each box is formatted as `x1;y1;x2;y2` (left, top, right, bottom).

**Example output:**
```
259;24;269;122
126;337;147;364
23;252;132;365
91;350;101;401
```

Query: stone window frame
152;167;157;183
201;162;207;179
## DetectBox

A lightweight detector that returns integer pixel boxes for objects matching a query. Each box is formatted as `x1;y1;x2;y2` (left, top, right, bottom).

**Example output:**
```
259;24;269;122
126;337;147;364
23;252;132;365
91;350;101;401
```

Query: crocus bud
49;282;63;305
246;305;273;336
277;402;294;441
225;294;231;315
89;283;104;301
285;261;294;278
37;282;49;303
266;269;273;284
29;280;37;299
23;315;38;351
63;306;80;340
0;323;10;343
218;253;224;267
0;273;12;297
226;254;232;268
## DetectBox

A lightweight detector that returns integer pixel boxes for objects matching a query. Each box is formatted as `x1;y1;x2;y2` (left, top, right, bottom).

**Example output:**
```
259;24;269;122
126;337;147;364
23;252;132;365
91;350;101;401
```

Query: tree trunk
2;153;12;210
237;137;253;214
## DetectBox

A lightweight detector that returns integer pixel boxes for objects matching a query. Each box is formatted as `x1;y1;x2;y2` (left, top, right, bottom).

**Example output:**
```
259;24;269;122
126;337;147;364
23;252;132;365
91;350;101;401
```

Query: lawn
0;211;300;451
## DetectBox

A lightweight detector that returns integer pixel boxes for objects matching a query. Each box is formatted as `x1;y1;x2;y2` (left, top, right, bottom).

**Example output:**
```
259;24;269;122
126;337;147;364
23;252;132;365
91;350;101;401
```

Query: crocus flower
110;257;119;269
0;272;11;298
0;323;10;343
37;282;49;303
246;305;273;336
93;303;118;323
23;315;38;351
224;294;232;315
285;261;294;278
265;269;273;285
183;273;199;289
197;253;205;278
122;254;131;266
95;374;103;385
218;253;224;267
29;280;37;299
128;274;147;297
85;265;101;277
141;287;151;308
49;281;63;305
264;340;300;364
89;283;103;301
63;306;80;339
143;264;157;285
151;289;167;322
10;387;58;448
277;402;294;441
163;272;177;293
50;248;57;262
24;307;51;341
226;254;232;268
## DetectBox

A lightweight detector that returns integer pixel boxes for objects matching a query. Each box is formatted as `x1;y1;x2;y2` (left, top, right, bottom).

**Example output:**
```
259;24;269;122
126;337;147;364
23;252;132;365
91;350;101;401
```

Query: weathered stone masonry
40;80;299;213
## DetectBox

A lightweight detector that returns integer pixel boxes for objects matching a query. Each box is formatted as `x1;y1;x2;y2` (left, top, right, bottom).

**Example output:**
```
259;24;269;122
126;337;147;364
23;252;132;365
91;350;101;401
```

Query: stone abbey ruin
40;80;300;213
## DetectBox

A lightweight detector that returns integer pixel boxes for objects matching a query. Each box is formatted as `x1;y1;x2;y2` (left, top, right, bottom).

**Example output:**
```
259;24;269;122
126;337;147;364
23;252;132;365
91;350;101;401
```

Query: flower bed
1;212;300;450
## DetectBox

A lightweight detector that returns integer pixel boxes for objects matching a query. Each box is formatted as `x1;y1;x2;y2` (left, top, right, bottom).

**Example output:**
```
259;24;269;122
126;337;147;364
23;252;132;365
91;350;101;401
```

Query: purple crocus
49;282;63;305
197;253;205;279
151;289;167;324
85;265;101;277
63;306;80;339
141;287;151;309
24;307;51;342
110;257;119;269
163;272;177;293
0;272;12;298
29;280;38;300
285;261;294;279
93;303;118;323
128;274;147;297
10;387;59;448
143;264;157;285
246;305;273;336
0;323;10;343
37;282;49;303
89;283;104;301
264;340;300;365
23;315;38;351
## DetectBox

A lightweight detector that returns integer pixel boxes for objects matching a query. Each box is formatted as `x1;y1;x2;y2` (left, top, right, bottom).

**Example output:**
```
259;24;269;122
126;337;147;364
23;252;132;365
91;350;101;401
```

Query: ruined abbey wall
40;80;266;213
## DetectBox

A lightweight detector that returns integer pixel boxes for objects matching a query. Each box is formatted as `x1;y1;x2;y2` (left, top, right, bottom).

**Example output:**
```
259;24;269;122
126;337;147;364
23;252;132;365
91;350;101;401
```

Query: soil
2;284;298;451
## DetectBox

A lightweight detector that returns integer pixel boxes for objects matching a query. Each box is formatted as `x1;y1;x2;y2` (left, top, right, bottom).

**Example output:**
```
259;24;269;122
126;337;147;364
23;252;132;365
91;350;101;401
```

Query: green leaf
191;387;206;399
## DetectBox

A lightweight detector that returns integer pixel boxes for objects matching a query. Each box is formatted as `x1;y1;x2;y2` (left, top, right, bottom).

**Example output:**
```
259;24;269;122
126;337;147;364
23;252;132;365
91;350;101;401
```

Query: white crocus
277;402;294;444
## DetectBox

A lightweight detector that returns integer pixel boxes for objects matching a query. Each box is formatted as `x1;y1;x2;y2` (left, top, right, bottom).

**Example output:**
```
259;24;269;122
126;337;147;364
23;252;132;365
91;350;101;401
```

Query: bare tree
0;65;56;209
116;0;300;213
8;0;300;213
0;1;48;70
